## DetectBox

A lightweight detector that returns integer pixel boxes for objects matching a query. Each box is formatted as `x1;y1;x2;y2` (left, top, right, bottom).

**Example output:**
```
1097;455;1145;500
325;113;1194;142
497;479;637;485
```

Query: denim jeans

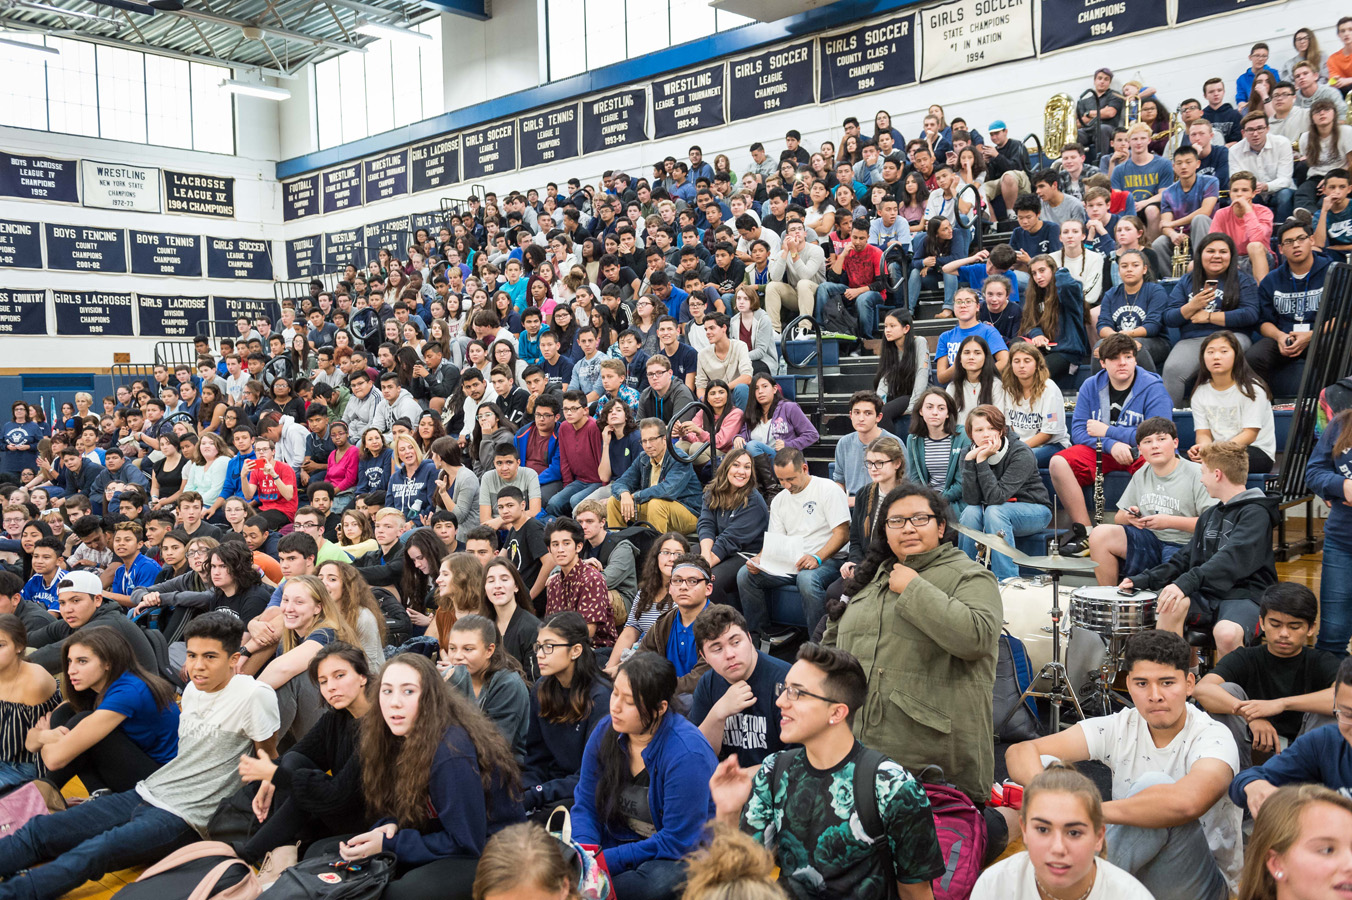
0;761;36;792
743;440;777;458
0;790;193;900
547;480;602;516
1106;772;1229;900
907;268;959;312
612;858;688;900
958;502;1052;580
730;383;750;410
737;556;845;635
1318;534;1352;655
814;282;885;338
1257;188;1295;225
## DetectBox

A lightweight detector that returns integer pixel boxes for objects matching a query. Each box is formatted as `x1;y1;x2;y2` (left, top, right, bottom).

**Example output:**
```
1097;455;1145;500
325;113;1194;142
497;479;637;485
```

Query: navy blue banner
819;15;917;103
322;164;363;214
0;289;46;335
138;294;211;338
163;170;235;218
519;104;580;170
729;41;815;121
206;238;273;281
323;228;363;268
582;89;647;155
286;235;322;279
462;122;517;181
411;135;460;194
0;151;79;204
409;211;443;236
129;231;202;277
0;220;43;270
212;296;279;326
1175;0;1280;23
53;290;133;336
653;66;725;140
363;216;411;255
45;224;126;273
1041;0;1168;52
283;174;321;221
362;149;409;204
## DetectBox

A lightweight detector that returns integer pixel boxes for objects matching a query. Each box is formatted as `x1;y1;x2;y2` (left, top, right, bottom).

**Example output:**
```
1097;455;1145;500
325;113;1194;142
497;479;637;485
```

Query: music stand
955;524;1098;733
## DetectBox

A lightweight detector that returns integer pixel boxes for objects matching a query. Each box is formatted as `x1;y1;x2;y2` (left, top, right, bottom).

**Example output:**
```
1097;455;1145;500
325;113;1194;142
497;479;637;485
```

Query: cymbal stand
999;565;1084;734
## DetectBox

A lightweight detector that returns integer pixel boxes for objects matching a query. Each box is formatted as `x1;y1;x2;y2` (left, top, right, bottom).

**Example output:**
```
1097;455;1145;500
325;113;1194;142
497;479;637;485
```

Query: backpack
546;806;613;900
262;851;397;900
1318;376;1352;434
993;631;1040;743
818;288;862;339
371;585;413;646
116;841;259;900
917;765;987;900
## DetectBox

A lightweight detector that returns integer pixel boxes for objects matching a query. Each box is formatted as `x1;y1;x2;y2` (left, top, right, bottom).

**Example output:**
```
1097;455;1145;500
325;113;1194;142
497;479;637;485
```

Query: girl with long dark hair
430;436;480;530
875;309;929;433
736;373;818;460
401;529;449;634
1099;248;1171;372
571;652;717;900
899;171;930;232
1020;254;1091;383
356;427;393;495
0;615;59;789
948;335;1008;425
445;614;529;759
468;403;517;477
483;558;539;680
1188;331;1276;474
907;217;960;313
697;450;769;609
839;436;907;588
1296;98;1351;212
521;611;611;817
673;380;742;466
905;388;971;514
604;533;691;678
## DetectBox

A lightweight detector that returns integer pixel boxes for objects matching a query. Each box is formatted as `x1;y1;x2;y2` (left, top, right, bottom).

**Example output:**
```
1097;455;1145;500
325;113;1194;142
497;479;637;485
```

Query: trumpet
1045;93;1076;157
1170;234;1191;279
1124;95;1141;128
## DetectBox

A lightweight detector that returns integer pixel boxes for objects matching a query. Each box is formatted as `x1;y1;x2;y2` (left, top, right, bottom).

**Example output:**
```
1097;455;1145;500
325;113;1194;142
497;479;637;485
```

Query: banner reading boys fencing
53;290;133;336
129;231;202;278
1039;0;1169;53
410;136;460;194
920;0;1035;82
0;220;43;270
0;290;47;335
462;122;517;181
44;225;127;273
1174;0;1283;24
137;295;211;338
728;41;815;122
652;65;725;140
283;174;321;221
582;89;648;155
818;15;918;103
0;152;79;204
519;104;580;170
163;170;236;219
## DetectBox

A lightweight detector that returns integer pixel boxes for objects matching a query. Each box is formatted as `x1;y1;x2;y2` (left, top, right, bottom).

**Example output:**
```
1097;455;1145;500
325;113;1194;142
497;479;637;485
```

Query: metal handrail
667;399;716;467
955;181;985;249
778;313;826;431
1022;132;1045;169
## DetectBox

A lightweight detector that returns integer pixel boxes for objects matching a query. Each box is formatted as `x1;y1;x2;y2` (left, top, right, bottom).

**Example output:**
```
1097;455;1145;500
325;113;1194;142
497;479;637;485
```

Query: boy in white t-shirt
0;611;279;899
1006;631;1240;900
1088;416;1217;586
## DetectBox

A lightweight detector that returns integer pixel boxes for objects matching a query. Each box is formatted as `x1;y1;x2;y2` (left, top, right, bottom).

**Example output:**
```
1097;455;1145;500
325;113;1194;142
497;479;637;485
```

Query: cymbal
952;523;1098;573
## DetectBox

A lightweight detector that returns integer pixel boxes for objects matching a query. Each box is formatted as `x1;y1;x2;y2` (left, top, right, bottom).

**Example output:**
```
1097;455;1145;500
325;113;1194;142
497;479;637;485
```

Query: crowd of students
0;19;1350;900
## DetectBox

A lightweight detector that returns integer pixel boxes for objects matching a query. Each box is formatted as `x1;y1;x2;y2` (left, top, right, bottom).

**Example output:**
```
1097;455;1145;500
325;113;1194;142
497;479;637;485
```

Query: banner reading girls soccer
818;15;918;103
919;0;1035;82
727;41;815;122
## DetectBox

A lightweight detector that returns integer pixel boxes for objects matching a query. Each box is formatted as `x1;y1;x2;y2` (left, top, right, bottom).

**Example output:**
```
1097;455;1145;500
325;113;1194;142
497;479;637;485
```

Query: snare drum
1070;585;1158;665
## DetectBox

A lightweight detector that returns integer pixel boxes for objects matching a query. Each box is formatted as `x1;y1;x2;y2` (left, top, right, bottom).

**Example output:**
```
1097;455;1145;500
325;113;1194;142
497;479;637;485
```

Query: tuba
1045;93;1076;157
1124;95;1141;128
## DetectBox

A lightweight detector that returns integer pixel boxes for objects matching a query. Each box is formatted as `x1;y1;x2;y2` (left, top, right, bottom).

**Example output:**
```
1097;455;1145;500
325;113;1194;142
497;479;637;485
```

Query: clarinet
1094;437;1105;525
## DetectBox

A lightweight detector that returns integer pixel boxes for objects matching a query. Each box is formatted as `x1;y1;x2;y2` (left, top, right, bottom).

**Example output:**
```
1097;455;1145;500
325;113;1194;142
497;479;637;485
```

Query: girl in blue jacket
1305;411;1352;655
388;433;439;524
1020;255;1090;385
572;651;718;900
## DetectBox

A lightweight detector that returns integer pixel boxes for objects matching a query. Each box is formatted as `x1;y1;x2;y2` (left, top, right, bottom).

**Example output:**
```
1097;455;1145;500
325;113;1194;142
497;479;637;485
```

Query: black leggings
240;754;365;864
45;706;164;794
306;837;479;900
710;556;747;611
880;398;911;436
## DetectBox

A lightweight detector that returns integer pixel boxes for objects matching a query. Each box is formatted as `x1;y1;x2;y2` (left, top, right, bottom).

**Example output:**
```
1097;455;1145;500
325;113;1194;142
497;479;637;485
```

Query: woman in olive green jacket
823;482;1001;810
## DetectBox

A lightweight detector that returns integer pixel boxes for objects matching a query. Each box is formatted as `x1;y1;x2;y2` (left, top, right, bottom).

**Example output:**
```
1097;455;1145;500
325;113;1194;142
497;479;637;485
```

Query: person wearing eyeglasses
1246;219;1333;396
1229;111;1295;223
636;555;714;707
823;482;1008;863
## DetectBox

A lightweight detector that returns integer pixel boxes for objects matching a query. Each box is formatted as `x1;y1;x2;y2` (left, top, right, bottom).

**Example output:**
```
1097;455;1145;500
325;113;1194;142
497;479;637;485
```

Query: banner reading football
920;0;1034;82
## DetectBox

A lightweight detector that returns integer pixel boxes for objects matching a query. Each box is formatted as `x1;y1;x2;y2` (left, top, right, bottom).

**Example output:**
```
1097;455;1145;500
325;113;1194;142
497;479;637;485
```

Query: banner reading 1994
818;15;918;103
728;41;815;122
920;0;1035;82
1039;0;1168;53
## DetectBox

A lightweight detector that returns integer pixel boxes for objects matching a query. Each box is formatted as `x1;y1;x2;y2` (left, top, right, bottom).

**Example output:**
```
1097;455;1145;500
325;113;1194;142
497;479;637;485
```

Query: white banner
920;0;1035;82
81;160;161;213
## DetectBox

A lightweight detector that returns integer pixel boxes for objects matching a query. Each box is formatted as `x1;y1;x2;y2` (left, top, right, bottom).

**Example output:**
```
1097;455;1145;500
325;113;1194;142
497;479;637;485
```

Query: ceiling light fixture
355;19;431;42
220;78;291;100
0;35;60;57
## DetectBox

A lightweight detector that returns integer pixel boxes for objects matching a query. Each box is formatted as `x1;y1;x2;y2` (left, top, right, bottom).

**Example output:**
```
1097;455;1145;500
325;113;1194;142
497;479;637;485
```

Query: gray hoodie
371;387;425;436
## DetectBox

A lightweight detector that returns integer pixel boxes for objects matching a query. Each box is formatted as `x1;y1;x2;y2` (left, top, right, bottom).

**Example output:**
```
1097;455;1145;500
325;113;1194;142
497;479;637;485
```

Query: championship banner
0;290;47;335
0;220;43;270
409;211;444;235
129;231;202;278
206;238;274;281
818;15;918;103
282;174;321;221
362;149;410;204
728;41;815;122
81;160;161;213
286;236;322;280
1174;0;1283;24
0;152;79;204
212;296;278;325
519;104;580;170
920;0;1035;82
582;89;647;155
45;225;127;273
462;122;517;180
163;170;236;218
323;228;363;268
322;164;363;214
53;290;133;336
1039;0;1169;53
137;294;210;338
363;215;411;254
411;136;460;194
652;65;725;140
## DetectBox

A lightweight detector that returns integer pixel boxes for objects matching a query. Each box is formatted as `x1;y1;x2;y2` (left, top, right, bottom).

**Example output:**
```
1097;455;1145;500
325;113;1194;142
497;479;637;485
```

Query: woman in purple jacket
736;373;819;459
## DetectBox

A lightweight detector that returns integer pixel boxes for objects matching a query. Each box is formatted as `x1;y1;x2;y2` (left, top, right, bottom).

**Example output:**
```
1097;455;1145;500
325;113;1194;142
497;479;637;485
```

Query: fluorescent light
220;78;291;100
356;19;432;42
0;36;59;57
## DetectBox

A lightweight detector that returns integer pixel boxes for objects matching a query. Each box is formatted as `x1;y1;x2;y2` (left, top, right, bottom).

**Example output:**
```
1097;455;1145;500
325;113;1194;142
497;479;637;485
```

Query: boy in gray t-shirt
831;393;899;501
478;446;543;529
1088;416;1216;585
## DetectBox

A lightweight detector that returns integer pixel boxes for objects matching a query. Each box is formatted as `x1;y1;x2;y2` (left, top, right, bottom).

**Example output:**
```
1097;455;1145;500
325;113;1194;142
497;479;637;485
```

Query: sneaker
1293;207;1314;228
257;843;299;888
1058;523;1090;556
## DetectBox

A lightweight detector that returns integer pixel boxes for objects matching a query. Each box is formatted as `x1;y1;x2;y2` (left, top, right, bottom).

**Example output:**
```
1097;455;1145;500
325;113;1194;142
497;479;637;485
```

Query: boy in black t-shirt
1009;194;1061;288
498;486;550;602
690;605;792;766
1193;583;1339;767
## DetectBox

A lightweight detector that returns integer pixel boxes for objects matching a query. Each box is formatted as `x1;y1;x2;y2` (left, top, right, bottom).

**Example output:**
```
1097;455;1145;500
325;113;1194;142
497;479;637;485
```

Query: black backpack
117;841;258;900
262;852;397;900
372;586;413;647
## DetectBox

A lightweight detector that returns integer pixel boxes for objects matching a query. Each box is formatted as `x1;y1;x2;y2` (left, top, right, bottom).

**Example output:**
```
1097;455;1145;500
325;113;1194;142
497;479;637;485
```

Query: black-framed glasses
1279;235;1312;247
885;514;934;530
776;683;840;704
864;459;892;470
670;576;707;588
533;641;578;656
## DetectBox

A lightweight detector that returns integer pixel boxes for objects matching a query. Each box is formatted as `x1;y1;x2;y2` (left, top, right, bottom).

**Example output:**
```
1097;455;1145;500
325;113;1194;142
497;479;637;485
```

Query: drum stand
954;524;1098;734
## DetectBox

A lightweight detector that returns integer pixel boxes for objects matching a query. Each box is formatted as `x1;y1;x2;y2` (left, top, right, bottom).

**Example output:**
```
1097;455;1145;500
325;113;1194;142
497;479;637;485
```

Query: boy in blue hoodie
1246;219;1332;397
1053;333;1173;555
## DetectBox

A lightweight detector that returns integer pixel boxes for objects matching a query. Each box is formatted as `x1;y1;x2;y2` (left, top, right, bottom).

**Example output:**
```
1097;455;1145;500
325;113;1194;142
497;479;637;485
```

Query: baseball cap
57;571;104;597
988;120;1007;132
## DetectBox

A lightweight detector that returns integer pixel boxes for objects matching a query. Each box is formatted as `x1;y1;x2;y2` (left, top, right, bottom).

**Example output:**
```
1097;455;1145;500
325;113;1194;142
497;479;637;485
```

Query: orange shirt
1330;49;1352;83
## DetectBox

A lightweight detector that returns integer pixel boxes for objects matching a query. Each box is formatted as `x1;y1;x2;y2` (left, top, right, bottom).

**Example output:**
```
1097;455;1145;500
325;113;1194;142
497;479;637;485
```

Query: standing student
689;605;790;765
332;654;524;900
1305;409;1352;655
1187;331;1276;475
0;615;58;790
958;405;1053;580
445;614;530;761
1001;342;1070;465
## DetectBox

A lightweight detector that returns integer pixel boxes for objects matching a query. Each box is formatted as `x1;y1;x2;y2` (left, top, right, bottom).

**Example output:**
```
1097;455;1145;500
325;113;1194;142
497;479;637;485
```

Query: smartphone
1117;588;1136;596
1127;506;1142;518
1205;279;1218;289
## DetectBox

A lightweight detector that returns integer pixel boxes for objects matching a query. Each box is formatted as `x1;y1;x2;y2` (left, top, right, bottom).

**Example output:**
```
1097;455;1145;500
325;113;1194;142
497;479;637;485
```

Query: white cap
57;571;104;597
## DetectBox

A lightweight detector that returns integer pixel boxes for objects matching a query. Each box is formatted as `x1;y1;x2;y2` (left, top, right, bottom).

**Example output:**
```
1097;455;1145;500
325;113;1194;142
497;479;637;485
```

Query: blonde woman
389;432;439;525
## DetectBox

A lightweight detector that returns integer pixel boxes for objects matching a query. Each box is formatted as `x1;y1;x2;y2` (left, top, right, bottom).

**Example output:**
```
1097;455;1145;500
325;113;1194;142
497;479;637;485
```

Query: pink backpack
117;840;261;900
918;767;987;900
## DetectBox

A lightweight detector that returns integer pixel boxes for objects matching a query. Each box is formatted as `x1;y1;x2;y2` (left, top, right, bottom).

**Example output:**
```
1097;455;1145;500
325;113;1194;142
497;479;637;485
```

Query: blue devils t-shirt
2;422;43;473
936;322;1009;365
1010;223;1061;258
100;671;180;763
689;650;792;766
23;570;66;611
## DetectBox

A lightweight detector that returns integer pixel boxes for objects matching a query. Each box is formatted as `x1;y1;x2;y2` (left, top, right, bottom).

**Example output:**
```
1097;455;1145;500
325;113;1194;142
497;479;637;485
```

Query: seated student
1087;417;1215;587
832;391;900;506
544;517;617;655
175;491;222;541
606;417;702;534
1121;440;1277;658
948;335;1010;425
1051;333;1172;556
1209;171;1273;281
0;612;279;900
1006;631;1241;900
444;614;530;760
103;521;162;609
935;288;1011;385
696;450;768;610
575;499;640;610
739;449;850;637
571;651;719;900
28;571;158;675
1010;193;1063;288
1187;331;1276;475
971;764;1154;900
21;536;64;613
1313;167;1352;261
1083;185;1122;257
1248;218;1333;397
0;615;59;791
351;506;408;588
906;218;962;315
483;558;540;679
906;387;971;513
873;309;930;435
689;605;789;766
945;243;1023;309
737;373;818;465
490;366;530;428
637;553;714;704
1150;145;1220;266
521;611;612;816
957;405;1052;580
1193;583;1339;768
479;444;543;531
1096;249;1172;373
328;653;524;900
1229;657;1352;818
1238;783;1352;900
473;821;610;899
709;642;945;900
1021;255;1091;384
496;487;550;604
33;627;179;795
1050;220;1106;308
978;274;1023;346
548;391;604;517
242;437;298;528
1001;342;1070;465
0;571;58;642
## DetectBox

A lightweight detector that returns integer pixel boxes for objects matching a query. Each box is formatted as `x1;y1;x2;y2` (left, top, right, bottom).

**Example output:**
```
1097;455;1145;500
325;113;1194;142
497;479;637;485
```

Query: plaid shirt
545;562;617;648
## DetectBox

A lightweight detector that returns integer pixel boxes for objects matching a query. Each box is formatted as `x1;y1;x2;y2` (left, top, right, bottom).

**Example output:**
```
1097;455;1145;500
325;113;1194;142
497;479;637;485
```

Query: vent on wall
21;374;97;393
